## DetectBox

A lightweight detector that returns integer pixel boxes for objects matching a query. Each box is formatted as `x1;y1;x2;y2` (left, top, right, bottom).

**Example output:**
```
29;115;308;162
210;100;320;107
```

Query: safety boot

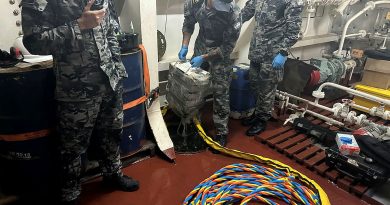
215;134;227;147
241;114;258;126
103;174;139;192
210;134;227;154
246;119;266;136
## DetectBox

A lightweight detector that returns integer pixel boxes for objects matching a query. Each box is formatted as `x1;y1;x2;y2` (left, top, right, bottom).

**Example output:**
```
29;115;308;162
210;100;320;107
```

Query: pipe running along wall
337;1;390;56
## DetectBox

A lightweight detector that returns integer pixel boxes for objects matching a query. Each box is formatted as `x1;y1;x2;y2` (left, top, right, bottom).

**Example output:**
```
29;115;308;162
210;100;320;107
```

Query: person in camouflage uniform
21;0;139;204
179;0;241;146
240;0;304;136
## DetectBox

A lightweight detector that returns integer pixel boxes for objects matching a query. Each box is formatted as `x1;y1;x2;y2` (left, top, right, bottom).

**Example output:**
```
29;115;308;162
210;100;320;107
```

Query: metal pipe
287;103;345;126
337;1;390;56
380;36;388;49
302;12;312;37
345;33;363;38
345;30;366;38
284;97;389;132
301;6;316;38
351;104;370;112
314;82;390;106
278;88;389;120
276;91;334;113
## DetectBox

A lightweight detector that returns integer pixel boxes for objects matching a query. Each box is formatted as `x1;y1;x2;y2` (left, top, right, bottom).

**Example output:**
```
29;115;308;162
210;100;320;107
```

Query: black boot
215;134;227;147
241;114;258;126
103;174;139;192
246;120;266;136
209;134;227;154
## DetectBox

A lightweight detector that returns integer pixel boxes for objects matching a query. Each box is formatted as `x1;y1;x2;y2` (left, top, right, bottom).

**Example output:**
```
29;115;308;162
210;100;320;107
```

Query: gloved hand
272;53;287;69
178;45;188;60
190;55;204;68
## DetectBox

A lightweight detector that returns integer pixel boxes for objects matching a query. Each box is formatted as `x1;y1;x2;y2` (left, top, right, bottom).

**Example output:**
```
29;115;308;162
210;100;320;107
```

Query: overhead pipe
337;1;390;56
344;30;367;38
301;12;312;38
301;6;316;38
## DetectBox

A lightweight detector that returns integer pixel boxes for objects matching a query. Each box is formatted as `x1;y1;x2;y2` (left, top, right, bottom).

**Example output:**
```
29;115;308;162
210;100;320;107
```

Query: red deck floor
80;119;368;205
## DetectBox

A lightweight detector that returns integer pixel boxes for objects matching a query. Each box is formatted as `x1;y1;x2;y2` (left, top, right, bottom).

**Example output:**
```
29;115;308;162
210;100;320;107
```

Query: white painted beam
120;0;175;160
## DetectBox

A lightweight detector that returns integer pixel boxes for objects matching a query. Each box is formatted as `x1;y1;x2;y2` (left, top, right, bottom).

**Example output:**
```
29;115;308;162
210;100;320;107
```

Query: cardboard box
361;58;390;89
336;133;360;156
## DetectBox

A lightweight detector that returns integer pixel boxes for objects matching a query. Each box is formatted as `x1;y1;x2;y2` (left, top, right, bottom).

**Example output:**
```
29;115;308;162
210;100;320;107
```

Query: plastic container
120;49;146;155
0;62;56;203
229;64;256;119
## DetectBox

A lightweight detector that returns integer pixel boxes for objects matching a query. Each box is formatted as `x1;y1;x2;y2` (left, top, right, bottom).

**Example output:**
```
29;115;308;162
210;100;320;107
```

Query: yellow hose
193;117;331;205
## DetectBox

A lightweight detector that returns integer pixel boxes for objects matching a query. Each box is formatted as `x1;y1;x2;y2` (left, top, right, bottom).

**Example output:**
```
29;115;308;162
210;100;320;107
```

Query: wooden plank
284;139;312;156
325;169;340;181
293;145;321;162
303;151;326;168
319;123;331;129
314;162;330;175
257;126;292;142
351;183;369;196
275;134;306;151
267;130;297;147
337;177;354;192
311;119;324;125
362;194;385;205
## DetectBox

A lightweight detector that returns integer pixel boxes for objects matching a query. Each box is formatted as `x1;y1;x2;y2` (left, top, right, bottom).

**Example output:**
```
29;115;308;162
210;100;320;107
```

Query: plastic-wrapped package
166;61;210;120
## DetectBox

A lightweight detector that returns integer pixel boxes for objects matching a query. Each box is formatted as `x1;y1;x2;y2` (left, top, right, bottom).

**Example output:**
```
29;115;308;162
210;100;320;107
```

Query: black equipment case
325;145;389;185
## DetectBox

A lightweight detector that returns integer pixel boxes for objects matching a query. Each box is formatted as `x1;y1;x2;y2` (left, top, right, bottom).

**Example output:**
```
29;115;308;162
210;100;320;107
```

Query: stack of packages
167;61;210;121
166;61;211;152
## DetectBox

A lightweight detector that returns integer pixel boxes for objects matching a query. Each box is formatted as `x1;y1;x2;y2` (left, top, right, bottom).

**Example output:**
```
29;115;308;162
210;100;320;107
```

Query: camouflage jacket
21;0;127;100
182;0;241;62
241;0;303;62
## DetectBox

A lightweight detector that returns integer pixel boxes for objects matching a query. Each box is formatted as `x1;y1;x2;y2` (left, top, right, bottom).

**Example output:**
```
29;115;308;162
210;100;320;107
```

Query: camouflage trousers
58;80;124;202
249;61;284;121
193;42;233;135
209;60;233;135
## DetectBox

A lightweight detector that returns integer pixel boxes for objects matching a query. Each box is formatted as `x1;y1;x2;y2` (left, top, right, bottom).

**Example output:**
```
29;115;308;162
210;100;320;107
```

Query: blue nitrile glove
190;56;204;68
272;53;287;69
178;45;188;60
